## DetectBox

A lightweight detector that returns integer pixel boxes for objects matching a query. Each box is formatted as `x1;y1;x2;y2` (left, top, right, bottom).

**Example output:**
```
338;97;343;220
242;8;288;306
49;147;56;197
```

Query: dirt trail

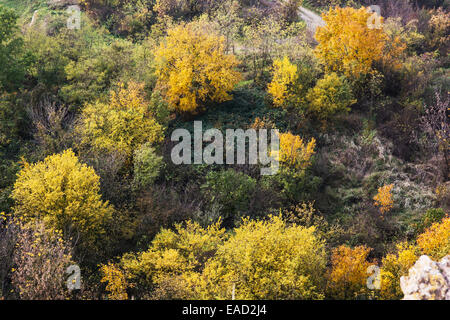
298;6;325;32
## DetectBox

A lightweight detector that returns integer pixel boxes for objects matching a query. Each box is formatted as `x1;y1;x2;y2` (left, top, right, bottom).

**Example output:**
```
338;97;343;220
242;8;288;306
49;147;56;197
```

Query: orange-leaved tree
373;184;394;215
327;245;374;299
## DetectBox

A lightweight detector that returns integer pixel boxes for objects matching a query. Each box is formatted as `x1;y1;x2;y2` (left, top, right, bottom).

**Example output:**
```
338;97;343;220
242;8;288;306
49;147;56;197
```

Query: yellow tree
118;220;226;299
78;82;164;157
100;262;128;300
196;215;327;300
326;245;373;299
267;56;300;108
379;217;449;299
278;132;316;170
154;22;241;114
379;242;418;300
315;7;404;80
373;184;394;215
12;149;113;247
306;72;356;120
417;216;450;260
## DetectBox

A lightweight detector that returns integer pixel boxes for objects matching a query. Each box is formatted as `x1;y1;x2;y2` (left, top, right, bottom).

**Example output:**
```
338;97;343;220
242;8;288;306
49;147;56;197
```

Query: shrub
380;242;418;300
133;143;164;189
417;216;450;260
315;6;404;80
78;82;164;157
278;132;316;170
306;73;356;121
267;56;301;108
201;169;257;221
12;149;113;250
196;215;327;299
326;245;373;299
11;221;73;300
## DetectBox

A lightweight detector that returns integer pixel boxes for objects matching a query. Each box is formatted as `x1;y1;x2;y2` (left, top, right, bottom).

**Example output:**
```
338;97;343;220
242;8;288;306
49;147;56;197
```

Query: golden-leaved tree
379;216;449;299
196;215;327;300
267;56;301;108
154;22;241;114
326;245;374;299
315;6;404;80
379;242;418;300
78;82;164;157
278;132;316;170
416;216;450;261
373;184;394;216
105;216;327;299
12;149;113;248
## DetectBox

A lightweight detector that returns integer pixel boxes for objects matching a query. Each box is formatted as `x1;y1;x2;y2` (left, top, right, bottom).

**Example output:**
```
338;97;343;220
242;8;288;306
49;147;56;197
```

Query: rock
400;255;450;300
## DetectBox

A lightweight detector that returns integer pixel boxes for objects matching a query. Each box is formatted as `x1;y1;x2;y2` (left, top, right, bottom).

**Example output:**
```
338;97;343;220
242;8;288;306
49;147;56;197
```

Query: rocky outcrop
400;255;450;300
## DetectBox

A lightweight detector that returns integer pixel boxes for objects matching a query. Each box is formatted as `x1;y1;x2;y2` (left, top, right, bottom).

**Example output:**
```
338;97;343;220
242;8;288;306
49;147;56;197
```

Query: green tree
133;143;164;189
201;169;257;221
0;5;29;91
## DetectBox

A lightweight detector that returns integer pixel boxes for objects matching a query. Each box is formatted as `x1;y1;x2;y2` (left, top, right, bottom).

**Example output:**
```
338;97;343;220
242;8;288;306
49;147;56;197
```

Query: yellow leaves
12;149;113;244
267;56;300;108
379;242;418;300
417;216;450;260
100;263;128;300
373;184;394;215
306;72;356;121
278;132;316;170
120;219;227;296
154;22;241;114
379;216;449;300
327;245;373;299
199;215;327;300
118;215;326;300
79;82;164;157
315;6;404;80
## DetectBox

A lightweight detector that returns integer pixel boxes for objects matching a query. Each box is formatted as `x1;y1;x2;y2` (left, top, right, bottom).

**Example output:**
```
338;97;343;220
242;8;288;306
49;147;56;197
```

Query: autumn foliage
154;23;241;114
12;150;113;247
278;132;316;170
79;82;164;157
267;56;300;108
315;7;405;79
373;184;394;215
327;245;373;299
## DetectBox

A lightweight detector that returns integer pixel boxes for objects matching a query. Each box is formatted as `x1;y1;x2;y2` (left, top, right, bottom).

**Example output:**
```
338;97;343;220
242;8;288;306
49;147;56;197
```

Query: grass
0;0;51;23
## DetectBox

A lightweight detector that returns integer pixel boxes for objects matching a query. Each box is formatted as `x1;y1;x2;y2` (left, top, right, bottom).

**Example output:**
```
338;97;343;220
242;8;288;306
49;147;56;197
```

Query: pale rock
400;255;450;300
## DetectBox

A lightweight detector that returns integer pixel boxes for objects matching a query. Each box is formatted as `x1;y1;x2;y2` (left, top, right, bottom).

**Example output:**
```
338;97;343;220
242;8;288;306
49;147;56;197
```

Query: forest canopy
0;0;448;301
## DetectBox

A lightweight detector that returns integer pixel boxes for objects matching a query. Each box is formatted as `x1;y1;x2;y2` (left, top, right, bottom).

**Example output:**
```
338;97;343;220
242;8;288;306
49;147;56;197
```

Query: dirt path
298;6;325;32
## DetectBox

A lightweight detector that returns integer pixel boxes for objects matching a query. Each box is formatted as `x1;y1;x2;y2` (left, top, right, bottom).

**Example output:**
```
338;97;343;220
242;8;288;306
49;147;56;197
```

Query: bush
12;149;113;252
201;169;257;222
196;215;327;299
306;73;356;121
78;82;164;158
133;143;164;189
326;245;373;300
11;221;74;300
